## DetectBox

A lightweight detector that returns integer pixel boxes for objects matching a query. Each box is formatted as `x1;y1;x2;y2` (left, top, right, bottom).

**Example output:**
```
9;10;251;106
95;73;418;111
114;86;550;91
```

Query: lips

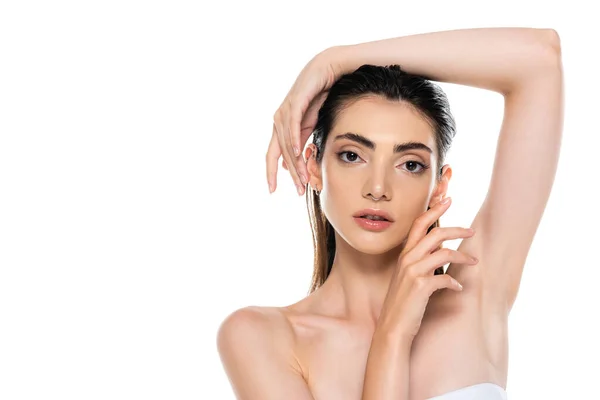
352;208;394;222
358;215;389;221
353;215;393;232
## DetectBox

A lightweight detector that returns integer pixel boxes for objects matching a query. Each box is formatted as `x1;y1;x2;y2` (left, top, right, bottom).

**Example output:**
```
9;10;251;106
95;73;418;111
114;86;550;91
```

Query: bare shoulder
218;305;292;332
217;305;314;400
217;305;298;362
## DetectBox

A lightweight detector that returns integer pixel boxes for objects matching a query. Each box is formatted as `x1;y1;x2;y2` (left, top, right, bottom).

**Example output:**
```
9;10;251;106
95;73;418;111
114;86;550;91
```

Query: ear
304;144;323;193
429;164;452;207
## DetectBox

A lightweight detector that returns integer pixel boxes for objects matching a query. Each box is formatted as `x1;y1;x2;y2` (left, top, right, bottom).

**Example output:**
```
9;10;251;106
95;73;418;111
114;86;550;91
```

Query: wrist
321;45;355;81
372;324;414;349
326;43;373;77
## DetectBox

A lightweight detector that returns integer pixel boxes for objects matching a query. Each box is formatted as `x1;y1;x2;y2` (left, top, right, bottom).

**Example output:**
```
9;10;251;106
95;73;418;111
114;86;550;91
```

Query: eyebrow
333;132;433;154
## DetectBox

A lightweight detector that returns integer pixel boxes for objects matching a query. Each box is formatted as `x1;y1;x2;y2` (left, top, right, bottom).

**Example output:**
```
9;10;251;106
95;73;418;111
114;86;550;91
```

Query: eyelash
335;151;430;175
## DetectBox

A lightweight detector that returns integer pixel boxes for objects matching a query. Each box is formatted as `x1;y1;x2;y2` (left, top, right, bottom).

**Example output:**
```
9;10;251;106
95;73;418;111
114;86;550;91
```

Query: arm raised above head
326;27;564;313
331;27;560;96
471;36;563;313
217;306;315;400
266;27;561;195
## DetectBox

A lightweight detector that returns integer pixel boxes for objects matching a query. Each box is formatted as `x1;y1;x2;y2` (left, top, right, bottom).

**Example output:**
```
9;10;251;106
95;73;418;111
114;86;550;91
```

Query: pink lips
353;216;393;232
352;208;394;222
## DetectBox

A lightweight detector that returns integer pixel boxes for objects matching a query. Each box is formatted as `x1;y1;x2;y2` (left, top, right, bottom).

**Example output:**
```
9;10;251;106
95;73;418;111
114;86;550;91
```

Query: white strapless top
426;383;507;400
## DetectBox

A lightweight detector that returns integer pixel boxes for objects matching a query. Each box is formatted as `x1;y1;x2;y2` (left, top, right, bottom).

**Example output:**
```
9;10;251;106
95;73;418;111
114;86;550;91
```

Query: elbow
543;29;562;56
501;29;563;97
539;28;562;68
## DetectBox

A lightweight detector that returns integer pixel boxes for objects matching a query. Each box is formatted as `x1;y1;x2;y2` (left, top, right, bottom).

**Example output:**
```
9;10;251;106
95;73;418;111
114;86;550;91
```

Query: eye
402;160;429;174
336;151;362;163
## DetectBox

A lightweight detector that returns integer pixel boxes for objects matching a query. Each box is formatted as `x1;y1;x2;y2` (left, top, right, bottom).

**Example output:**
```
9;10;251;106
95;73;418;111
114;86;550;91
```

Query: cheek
320;162;351;203
319;179;347;225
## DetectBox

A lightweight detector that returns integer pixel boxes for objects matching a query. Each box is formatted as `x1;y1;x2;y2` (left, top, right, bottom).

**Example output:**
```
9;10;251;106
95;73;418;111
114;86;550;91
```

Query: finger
427;273;464;293
281;110;306;193
288;102;310;186
288;95;310;158
275;119;304;195
404;197;452;254
413;248;478;276
277;118;301;187
266;124;281;193
293;150;309;189
282;159;288;171
404;226;475;266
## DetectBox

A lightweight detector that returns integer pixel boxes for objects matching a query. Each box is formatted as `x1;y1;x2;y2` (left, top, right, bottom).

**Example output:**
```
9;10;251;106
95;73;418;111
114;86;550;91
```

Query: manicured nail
294;146;300;157
297;184;303;195
440;197;451;205
268;182;274;193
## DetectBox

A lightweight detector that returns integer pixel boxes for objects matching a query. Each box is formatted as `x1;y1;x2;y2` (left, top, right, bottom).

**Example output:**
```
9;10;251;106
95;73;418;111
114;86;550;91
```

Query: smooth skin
219;27;563;400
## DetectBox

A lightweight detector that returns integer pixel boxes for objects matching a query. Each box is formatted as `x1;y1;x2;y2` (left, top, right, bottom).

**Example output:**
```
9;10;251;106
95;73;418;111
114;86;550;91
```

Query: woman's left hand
266;47;344;195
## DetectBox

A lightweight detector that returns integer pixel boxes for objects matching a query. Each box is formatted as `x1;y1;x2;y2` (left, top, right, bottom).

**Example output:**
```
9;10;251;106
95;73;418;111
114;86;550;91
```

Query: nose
363;164;391;201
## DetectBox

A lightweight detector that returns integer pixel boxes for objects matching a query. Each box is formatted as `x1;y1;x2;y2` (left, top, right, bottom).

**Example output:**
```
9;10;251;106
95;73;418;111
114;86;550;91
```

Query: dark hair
306;64;457;294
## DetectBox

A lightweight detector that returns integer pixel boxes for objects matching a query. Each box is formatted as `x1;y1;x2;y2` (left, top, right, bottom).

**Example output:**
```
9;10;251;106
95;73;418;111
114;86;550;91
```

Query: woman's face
309;95;449;255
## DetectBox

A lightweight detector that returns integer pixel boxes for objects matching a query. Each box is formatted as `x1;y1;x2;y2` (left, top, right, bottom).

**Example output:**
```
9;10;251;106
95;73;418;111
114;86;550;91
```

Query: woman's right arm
360;198;478;399
219;200;477;399
218;308;415;400
217;307;315;400
361;328;413;399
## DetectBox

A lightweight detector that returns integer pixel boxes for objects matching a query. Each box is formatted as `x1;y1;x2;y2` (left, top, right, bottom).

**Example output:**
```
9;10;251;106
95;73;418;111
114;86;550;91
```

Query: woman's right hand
376;196;479;340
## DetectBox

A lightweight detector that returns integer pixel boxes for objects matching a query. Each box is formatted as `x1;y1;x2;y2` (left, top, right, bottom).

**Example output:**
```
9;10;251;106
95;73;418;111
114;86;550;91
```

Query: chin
352;238;400;255
335;223;405;255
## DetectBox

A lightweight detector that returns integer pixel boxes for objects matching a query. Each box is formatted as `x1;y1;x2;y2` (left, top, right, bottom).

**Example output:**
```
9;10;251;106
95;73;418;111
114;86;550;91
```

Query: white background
0;1;597;399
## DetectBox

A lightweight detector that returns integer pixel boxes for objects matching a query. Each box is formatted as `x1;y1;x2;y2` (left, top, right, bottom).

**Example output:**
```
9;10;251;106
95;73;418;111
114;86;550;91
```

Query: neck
318;233;404;329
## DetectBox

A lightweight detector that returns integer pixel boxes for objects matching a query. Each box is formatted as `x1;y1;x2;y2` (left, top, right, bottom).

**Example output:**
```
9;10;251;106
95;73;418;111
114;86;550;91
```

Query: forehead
329;95;436;152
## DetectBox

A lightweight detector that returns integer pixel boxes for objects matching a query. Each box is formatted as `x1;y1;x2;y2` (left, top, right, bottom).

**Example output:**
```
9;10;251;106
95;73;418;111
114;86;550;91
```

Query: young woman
218;27;563;400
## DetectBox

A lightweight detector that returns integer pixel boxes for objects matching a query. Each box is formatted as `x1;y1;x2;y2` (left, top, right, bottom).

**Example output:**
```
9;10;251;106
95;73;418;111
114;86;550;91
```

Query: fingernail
294;146;300;157
457;282;463;290
441;197;451;205
297;184;303;196
300;174;307;185
268;182;274;193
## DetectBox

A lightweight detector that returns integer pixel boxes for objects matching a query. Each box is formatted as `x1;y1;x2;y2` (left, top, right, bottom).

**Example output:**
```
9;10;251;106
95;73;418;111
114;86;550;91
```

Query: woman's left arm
331;27;563;312
269;28;562;314
332;27;561;96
